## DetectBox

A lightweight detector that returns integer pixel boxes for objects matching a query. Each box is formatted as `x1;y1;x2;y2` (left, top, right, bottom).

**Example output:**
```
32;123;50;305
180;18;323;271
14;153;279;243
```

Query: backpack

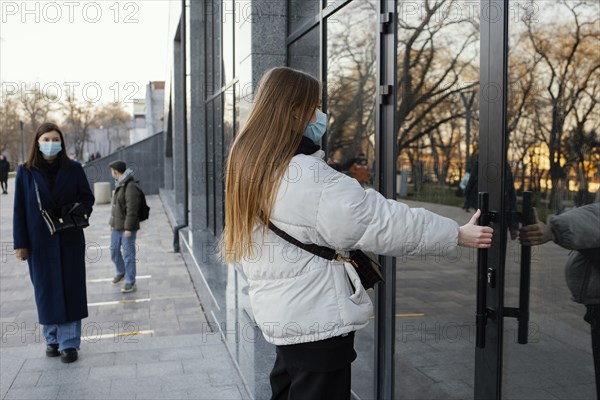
127;180;150;222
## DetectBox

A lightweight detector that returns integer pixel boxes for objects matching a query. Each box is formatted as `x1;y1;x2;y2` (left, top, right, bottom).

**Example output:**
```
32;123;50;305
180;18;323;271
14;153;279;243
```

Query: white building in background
84;81;165;161
128;81;165;144
146;81;165;136
128;99;147;144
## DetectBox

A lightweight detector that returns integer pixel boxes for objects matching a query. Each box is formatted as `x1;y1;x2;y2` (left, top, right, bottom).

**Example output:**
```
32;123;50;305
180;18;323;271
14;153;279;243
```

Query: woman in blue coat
13;122;95;363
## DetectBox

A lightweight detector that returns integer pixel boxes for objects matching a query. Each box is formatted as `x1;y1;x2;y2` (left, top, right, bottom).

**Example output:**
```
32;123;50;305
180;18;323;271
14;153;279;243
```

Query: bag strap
32;176;44;212
268;221;338;261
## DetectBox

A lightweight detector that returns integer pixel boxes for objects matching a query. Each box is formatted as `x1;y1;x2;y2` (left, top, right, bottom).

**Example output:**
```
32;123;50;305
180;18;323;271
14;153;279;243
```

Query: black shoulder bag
33;179;90;235
268;222;384;290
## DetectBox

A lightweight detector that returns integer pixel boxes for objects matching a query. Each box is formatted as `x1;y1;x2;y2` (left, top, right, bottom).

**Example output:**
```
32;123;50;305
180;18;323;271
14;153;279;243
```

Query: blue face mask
303;109;328;143
39;141;62;157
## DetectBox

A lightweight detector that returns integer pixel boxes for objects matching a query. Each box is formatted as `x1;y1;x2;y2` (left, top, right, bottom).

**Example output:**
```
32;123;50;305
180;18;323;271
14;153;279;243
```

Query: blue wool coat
13;161;95;325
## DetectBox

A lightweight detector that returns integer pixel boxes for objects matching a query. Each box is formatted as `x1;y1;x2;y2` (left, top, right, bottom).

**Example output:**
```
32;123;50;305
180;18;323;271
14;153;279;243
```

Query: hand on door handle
459;209;494;248
519;208;553;246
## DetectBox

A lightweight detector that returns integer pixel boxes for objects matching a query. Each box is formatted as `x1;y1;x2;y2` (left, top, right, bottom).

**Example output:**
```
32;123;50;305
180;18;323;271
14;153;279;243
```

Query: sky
0;0;173;109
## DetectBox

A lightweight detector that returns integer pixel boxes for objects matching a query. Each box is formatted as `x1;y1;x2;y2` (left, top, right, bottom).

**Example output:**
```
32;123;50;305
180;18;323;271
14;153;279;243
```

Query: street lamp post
460;90;476;172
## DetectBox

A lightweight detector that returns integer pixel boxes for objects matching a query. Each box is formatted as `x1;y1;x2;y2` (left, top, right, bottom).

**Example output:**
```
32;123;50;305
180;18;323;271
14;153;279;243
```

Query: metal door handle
476;192;491;349
517;191;533;344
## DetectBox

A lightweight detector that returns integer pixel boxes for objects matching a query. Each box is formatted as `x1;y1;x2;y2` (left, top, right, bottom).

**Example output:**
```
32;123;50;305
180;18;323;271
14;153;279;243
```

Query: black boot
60;348;78;363
45;344;59;357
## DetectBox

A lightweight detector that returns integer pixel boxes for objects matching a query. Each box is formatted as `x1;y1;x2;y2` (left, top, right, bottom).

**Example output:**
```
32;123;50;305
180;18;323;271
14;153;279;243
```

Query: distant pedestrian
13;122;95;363
0;154;9;194
109;160;142;293
222;67;494;399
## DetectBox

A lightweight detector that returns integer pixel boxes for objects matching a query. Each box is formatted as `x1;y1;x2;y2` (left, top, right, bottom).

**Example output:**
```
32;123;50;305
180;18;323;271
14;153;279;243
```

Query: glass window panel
212;0;222;90
503;2;599;399
288;26;320;79
325;1;377;398
222;0;234;84
288;0;320;35
327;0;377;187
207;100;215;234
205;1;214;98
214;93;224;235
394;1;480;398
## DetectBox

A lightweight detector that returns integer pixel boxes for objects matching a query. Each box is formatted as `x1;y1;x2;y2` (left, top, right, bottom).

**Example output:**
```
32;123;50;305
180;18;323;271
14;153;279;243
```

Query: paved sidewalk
0;177;247;400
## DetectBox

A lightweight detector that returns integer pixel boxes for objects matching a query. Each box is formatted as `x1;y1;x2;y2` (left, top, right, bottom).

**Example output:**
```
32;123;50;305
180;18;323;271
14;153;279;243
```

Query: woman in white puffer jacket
222;67;493;400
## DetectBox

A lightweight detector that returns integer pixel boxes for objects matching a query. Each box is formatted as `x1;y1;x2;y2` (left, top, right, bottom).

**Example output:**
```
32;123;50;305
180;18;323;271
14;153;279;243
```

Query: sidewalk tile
137;360;184;378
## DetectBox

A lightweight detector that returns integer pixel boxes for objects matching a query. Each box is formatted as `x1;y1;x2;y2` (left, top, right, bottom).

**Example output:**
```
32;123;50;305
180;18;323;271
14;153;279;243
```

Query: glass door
475;1;599;399
502;1;599;399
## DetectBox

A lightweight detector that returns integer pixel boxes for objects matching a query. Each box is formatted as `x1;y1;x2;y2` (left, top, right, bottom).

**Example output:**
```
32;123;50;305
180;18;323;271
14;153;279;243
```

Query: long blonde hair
221;67;321;263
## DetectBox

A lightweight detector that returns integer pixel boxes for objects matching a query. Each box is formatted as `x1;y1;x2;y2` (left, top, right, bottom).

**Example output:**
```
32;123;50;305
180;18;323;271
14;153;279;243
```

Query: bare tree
396;0;479;160
326;0;377;165
18;85;57;146
62;89;99;161
524;0;600;208
0;88;23;164
96;102;132;154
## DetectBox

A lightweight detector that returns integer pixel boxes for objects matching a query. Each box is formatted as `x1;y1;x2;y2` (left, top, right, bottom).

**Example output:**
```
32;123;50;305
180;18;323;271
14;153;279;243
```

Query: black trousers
585;304;600;400
270;332;356;400
0;180;7;193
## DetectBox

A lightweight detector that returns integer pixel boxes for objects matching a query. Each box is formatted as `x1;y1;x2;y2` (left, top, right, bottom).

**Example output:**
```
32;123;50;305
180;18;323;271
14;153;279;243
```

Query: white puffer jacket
239;150;460;346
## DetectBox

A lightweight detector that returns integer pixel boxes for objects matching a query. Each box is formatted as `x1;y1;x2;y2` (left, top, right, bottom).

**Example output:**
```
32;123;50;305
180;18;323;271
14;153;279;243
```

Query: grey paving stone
89;364;136;381
114;348;161;365
543;383;596;400
20;357;71;372
182;357;232;375
136;390;190;400
57;380;111;400
73;351;117;368
10;371;41;389
186;384;244;400
158;346;203;361
208;371;243;387
4;385;60;400
109;376;163;399
199;344;231;360
160;373;212;393
36;367;90;387
137;360;184;378
0;353;24;398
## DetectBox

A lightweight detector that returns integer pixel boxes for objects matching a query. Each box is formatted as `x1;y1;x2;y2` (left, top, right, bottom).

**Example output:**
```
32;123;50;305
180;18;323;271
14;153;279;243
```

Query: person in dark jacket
520;191;600;399
13;122;95;363
0;154;10;194
109;160;141;293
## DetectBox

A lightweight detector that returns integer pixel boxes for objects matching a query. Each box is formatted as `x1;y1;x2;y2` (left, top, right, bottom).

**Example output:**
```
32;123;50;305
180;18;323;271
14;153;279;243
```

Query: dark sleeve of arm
76;163;95;215
13;166;30;249
124;183;141;231
550;203;600;250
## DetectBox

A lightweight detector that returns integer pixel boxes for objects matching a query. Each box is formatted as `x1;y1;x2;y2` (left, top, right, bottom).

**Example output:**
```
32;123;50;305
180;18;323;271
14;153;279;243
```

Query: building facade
160;1;600;399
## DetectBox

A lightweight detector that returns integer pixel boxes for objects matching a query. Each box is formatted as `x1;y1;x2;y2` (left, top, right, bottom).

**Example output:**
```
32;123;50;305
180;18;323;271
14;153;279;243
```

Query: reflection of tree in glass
326;0;376;180
509;0;600;209
396;0;479;188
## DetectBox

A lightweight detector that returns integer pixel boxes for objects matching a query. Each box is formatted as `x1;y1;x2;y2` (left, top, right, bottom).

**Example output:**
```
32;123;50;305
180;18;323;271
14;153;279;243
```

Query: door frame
474;1;510;399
